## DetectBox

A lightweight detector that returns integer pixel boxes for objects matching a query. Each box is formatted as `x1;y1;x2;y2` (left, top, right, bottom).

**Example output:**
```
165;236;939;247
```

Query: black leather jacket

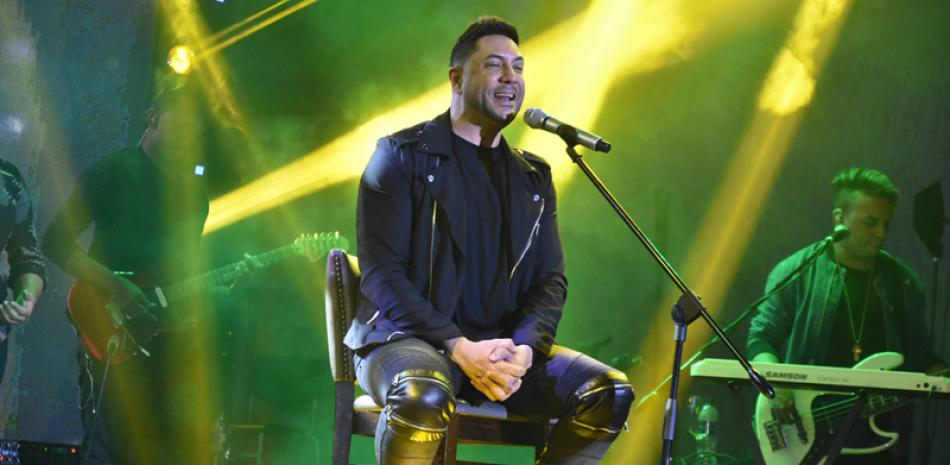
344;111;566;355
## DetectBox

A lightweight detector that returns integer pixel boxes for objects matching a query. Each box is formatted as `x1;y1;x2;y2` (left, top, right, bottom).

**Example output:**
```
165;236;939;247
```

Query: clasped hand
447;337;533;402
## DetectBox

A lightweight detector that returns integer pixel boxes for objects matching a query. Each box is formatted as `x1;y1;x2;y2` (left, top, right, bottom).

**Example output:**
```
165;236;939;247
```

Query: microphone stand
636;230;842;408
555;126;774;465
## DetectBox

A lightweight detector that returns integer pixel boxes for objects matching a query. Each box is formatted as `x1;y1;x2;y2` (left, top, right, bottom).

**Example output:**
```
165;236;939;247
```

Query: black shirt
0;159;45;340
825;265;887;367
451;134;512;340
0;159;45;294
44;147;209;280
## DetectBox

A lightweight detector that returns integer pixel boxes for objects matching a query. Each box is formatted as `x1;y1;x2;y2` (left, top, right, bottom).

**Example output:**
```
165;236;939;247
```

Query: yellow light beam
156;3;279;462
515;0;693;183
200;0;293;47
204;85;449;233
205;0;695;234
204;7;599;234
161;0;258;153
606;1;853;463
0;1;73;223
198;0;318;59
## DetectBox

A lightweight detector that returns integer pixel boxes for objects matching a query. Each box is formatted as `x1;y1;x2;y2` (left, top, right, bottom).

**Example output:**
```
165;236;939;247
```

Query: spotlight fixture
167;45;195;75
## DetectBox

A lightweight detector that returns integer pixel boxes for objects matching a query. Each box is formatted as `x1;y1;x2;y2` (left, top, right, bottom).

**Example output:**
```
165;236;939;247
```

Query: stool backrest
324;249;361;382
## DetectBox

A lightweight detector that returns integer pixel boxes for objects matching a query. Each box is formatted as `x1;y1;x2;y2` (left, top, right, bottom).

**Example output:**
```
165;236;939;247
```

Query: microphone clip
556;125;580;147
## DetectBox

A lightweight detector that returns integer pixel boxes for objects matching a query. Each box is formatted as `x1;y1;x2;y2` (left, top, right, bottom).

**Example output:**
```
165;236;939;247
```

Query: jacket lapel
417;112;543;263
424;160;467;257
419;111;467;257
506;145;542;269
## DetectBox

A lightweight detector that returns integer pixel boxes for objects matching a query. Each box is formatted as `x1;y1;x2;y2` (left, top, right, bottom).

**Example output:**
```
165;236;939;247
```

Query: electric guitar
753;352;946;465
67;232;348;365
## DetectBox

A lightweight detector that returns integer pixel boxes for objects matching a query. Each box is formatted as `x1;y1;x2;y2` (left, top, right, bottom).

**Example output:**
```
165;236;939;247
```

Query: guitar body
68;279;162;364
754;352;904;465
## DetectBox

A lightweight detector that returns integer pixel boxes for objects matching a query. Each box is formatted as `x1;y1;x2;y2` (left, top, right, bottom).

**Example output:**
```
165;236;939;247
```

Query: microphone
826;224;850;243
523;108;611;153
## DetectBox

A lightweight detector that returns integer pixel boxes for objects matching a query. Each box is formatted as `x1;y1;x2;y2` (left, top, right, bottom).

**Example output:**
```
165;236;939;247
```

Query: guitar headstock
294;232;350;262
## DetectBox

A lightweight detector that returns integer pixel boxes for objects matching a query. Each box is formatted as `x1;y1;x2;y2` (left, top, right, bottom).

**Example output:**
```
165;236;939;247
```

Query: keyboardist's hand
769;388;799;424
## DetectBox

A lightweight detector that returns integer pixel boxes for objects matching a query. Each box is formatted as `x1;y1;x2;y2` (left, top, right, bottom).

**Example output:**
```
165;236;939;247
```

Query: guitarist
0;157;45;380
746;167;946;464
43;82;216;465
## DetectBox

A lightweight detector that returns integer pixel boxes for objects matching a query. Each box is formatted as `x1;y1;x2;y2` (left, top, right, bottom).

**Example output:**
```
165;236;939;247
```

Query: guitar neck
162;242;300;302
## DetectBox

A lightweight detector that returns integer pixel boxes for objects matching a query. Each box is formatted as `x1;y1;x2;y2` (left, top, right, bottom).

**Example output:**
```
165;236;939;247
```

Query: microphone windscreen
832;224;850;242
523;108;547;129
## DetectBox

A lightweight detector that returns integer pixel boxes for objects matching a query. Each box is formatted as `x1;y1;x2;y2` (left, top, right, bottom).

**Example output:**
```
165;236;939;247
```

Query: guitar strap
823;390;869;465
80;334;123;465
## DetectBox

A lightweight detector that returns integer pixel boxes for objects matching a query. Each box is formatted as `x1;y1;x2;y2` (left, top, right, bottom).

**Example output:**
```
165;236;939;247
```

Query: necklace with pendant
837;261;874;362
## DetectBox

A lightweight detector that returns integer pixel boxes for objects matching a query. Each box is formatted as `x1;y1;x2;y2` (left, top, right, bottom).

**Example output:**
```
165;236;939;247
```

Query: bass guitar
753;352;945;465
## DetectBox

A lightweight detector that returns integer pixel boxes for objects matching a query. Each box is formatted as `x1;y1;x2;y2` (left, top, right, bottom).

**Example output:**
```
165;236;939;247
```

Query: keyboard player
746;167;946;464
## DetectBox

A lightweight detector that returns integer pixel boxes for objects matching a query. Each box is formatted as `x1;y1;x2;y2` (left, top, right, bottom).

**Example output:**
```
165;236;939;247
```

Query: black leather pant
355;338;635;465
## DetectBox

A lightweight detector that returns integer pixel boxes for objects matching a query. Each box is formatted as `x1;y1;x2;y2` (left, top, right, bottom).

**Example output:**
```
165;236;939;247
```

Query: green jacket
747;242;940;371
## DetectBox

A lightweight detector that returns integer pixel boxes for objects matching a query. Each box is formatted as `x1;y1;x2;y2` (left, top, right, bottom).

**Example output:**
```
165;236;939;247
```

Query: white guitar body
754;352;903;465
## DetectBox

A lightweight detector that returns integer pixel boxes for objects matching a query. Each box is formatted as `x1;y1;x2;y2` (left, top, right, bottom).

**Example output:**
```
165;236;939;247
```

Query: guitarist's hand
753;352;800;424
769;388;799;424
107;276;155;321
1;291;37;325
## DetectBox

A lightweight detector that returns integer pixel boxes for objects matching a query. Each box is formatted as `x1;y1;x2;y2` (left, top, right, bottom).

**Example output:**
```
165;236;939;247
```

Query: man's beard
488;107;517;126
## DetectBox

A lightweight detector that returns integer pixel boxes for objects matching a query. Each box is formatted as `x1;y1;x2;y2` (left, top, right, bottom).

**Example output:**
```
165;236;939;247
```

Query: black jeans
77;288;235;465
356;337;634;465
79;337;218;465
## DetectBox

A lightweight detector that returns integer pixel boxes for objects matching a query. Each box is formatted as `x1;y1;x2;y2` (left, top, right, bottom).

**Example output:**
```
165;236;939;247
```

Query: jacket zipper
509;198;544;282
427;200;437;300
426;158;441;300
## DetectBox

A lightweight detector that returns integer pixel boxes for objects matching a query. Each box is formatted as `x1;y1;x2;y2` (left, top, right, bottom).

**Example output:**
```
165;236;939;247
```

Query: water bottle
694;401;719;465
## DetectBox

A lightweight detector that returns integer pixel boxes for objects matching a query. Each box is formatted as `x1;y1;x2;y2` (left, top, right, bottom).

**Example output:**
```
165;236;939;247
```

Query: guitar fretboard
156;233;348;303
162;243;301;302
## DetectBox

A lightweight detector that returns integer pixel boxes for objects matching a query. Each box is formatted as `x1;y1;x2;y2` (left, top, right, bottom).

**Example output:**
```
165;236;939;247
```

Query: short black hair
450;16;519;67
832;167;899;209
